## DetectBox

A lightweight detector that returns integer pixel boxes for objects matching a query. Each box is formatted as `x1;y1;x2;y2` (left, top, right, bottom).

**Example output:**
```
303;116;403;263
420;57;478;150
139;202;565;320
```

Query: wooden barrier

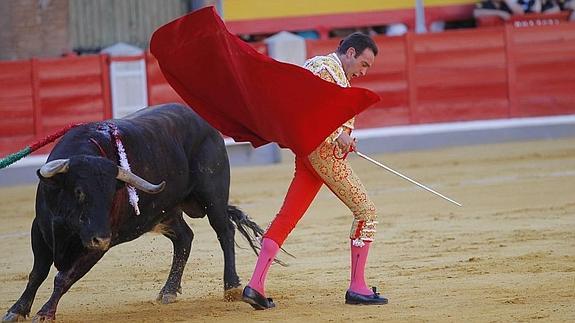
145;52;185;106
507;23;575;117
0;55;112;156
1;24;574;157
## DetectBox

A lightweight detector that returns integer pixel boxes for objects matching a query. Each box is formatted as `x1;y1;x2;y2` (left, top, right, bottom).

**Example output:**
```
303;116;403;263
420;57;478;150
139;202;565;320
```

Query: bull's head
38;156;165;250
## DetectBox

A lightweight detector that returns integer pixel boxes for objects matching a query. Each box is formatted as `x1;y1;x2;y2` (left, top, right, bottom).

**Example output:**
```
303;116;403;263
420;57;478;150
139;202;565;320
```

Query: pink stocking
247;238;280;296
349;240;373;295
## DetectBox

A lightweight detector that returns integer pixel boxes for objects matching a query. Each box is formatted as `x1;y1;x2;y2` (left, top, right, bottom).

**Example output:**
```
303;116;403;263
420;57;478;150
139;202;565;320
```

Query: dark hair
337;32;378;57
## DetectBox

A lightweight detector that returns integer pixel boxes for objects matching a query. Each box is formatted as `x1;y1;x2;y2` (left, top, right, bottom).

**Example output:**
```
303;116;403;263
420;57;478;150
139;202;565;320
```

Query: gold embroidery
308;140;377;241
304;53;349;87
304;54;355;143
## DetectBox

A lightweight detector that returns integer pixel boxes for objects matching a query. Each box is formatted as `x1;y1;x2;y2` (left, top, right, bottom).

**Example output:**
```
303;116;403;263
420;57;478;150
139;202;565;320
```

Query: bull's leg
187;139;241;300
156;212;193;304
3;220;53;322
32;250;105;322
205;203;242;301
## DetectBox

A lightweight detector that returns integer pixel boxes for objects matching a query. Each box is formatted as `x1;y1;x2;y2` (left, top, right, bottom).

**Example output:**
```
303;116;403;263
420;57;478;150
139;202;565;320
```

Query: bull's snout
86;236;111;250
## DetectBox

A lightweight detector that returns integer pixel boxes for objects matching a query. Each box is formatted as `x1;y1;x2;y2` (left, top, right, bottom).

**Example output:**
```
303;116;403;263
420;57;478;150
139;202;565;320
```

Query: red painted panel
145;52;185;106
35;56;108;135
36;56;102;78
413;29;505;53
0;61;34;140
508;23;575;117
412;28;509;123
305;38;340;58
356;107;411;128
0;55;111;156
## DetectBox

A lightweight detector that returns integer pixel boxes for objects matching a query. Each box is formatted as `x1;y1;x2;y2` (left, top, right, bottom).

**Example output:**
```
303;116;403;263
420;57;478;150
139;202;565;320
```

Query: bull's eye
74;187;86;203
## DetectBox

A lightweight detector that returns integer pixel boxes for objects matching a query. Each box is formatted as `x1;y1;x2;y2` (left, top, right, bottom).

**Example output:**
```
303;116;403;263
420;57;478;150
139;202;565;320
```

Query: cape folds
150;7;380;156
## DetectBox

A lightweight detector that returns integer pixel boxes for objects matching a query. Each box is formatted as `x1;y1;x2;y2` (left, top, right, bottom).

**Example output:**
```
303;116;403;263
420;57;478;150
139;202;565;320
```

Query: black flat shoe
242;286;276;310
345;287;389;305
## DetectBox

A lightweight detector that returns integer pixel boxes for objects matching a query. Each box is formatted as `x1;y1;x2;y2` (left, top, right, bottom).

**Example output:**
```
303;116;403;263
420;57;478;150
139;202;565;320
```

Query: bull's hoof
224;286;243;302
31;314;55;323
156;293;178;304
2;311;26;322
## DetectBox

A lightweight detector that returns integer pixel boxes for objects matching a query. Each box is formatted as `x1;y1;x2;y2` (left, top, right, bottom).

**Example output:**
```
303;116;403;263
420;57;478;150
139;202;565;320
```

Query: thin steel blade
355;151;462;207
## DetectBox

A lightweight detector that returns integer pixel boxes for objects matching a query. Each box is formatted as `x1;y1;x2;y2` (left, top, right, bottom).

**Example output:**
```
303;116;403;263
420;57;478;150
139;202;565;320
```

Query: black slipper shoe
345;287;389;305
242;286;276;310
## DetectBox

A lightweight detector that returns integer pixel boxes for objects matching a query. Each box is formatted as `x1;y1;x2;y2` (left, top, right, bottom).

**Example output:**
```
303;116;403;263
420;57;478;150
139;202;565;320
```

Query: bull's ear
36;169;62;187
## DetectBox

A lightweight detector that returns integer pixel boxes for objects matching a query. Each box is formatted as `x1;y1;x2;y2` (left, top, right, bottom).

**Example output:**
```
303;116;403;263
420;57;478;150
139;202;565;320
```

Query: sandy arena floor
1;138;574;322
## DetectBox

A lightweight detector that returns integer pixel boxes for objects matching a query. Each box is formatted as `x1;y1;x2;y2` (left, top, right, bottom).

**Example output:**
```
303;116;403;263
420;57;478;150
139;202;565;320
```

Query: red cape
150;7;380;156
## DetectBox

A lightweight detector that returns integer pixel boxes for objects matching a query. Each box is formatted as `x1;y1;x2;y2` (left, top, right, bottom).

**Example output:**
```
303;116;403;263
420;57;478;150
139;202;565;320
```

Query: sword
354;151;462;207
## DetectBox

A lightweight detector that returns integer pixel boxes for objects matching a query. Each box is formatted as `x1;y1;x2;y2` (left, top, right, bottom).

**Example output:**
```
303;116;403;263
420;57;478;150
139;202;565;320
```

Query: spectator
385;23;408;36
558;0;575;20
474;1;514;20
509;0;543;14
541;0;561;13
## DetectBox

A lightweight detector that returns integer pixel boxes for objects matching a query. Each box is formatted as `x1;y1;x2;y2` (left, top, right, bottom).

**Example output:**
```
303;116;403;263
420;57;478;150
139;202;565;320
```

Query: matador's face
342;47;375;81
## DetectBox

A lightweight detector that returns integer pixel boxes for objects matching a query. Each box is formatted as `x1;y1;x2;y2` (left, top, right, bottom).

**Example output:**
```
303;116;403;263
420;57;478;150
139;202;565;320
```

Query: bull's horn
39;159;70;178
116;167;166;194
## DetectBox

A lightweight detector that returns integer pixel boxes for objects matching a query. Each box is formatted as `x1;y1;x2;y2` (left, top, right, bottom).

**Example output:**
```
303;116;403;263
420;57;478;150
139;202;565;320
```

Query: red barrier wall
145;52;185;106
507;23;575;117
0;55;111;156
2;24;575;158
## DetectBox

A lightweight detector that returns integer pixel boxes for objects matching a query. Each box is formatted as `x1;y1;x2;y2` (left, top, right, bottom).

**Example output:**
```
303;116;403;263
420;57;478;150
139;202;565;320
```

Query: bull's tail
227;205;293;266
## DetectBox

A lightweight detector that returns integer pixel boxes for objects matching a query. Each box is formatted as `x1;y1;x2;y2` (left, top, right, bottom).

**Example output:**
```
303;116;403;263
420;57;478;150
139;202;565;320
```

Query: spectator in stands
512;0;543;14
474;0;543;20
559;0;575;19
295;30;320;40
385;23;408;36
474;1;514;20
541;0;561;13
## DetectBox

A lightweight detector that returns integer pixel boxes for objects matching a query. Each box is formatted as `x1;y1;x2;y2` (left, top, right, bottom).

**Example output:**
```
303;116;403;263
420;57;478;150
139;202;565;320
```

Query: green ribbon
0;147;32;170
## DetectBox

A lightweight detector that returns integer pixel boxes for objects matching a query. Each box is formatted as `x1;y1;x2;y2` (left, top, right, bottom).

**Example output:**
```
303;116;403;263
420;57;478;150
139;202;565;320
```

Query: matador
242;32;389;309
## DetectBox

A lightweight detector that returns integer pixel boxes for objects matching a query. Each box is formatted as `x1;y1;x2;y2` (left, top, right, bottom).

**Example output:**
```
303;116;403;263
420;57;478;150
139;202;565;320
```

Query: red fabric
150;7;380;156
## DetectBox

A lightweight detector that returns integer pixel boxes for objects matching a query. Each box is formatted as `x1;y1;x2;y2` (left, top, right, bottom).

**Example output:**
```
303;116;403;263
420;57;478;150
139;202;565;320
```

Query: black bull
3;103;266;322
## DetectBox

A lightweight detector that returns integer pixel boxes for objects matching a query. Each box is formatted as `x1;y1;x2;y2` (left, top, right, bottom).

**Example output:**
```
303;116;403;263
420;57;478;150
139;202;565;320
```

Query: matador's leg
307;139;377;246
307;139;388;304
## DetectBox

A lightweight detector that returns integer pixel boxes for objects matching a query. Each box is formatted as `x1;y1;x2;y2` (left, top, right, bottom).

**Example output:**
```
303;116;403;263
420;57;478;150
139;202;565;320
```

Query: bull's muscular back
115;103;230;202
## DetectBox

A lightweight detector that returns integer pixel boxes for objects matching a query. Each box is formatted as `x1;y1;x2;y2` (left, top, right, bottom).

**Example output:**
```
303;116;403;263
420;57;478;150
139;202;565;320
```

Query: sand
1;138;574;322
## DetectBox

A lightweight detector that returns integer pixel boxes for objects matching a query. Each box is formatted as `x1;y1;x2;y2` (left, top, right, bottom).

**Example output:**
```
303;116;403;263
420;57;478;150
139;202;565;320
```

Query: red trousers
264;140;377;247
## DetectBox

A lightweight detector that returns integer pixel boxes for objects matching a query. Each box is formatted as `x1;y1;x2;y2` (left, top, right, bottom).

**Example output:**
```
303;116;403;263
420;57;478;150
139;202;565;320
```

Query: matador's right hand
336;131;357;153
